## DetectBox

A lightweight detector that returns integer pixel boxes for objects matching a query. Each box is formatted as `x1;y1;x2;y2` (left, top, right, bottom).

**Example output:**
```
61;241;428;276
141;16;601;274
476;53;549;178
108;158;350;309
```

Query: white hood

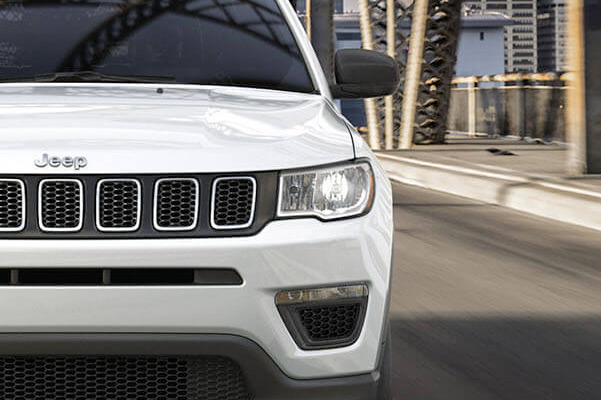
0;84;354;174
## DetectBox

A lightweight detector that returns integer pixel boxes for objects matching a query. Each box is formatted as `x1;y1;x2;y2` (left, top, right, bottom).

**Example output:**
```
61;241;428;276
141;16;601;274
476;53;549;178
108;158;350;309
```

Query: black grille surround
0;356;250;400
0;174;277;239
0;179;25;231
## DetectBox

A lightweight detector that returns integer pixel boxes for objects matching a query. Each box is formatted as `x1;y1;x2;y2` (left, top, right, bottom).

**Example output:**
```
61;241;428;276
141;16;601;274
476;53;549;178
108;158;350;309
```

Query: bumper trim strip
0;268;243;286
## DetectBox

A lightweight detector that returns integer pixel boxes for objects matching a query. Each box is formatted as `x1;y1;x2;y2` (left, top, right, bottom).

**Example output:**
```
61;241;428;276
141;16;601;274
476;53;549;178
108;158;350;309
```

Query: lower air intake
299;304;361;342
0;356;250;400
277;299;367;350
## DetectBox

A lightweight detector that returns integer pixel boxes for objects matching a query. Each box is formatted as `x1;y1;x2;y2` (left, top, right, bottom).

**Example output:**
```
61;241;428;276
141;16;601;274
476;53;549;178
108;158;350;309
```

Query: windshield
0;0;315;93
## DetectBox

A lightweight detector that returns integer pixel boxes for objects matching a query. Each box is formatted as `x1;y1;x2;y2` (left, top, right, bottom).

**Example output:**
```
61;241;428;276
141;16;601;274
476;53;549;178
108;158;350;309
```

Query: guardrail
448;73;567;142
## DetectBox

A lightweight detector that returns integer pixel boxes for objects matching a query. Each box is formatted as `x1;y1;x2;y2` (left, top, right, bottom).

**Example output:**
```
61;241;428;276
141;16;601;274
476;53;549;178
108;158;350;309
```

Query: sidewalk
377;136;601;231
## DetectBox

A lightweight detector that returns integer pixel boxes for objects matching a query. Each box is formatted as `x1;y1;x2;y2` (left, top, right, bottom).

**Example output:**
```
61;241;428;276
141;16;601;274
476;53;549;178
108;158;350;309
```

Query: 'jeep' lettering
35;154;88;170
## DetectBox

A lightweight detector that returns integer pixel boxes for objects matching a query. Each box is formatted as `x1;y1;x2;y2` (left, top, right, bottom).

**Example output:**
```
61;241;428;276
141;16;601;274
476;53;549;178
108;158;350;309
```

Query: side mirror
330;49;400;99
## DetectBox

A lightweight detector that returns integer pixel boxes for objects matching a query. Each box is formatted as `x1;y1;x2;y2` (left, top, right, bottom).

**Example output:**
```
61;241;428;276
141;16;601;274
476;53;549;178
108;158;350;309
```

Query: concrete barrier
378;153;601;232
448;74;567;141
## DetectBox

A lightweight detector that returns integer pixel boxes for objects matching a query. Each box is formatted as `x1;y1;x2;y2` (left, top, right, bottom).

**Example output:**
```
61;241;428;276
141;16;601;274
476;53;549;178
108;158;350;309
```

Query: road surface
389;183;601;400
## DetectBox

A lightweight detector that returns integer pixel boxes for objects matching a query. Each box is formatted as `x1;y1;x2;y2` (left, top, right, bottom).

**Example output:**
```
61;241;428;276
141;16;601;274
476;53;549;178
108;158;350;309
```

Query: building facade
463;0;537;73
537;0;567;72
456;13;512;77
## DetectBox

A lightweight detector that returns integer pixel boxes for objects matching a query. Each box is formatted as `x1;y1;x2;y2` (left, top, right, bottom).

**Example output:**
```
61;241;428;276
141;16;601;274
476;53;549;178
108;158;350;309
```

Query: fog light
275;284;368;305
276;284;368;350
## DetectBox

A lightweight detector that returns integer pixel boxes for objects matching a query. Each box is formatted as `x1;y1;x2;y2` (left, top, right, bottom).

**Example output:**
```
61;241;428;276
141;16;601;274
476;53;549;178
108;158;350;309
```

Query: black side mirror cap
330;49;401;99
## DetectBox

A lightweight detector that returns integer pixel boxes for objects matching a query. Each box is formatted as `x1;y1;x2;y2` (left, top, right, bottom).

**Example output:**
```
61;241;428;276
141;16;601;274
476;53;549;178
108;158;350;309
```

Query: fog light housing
276;284;368;350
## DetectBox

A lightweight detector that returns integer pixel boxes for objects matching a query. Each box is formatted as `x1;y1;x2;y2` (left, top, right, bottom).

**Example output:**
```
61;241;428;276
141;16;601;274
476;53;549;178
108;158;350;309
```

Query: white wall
456;27;506;77
343;0;359;11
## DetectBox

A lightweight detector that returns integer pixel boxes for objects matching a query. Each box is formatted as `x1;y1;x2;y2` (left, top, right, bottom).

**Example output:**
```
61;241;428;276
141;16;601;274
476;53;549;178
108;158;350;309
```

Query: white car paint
0;84;353;174
0;0;394;381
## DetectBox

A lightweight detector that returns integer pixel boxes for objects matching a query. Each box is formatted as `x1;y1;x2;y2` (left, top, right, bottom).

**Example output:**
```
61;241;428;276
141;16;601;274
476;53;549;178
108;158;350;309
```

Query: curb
377;153;601;232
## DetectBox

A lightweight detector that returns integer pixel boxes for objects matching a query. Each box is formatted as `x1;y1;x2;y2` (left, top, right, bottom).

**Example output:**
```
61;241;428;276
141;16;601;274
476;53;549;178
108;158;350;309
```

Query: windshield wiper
0;71;177;84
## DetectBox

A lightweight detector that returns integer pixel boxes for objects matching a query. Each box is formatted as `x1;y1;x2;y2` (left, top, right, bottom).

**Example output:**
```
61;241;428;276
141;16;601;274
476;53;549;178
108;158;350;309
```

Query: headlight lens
278;161;374;220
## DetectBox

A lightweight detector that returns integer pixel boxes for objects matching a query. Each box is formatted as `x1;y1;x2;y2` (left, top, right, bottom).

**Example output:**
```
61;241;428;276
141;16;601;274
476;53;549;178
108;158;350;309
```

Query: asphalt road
389;183;601;400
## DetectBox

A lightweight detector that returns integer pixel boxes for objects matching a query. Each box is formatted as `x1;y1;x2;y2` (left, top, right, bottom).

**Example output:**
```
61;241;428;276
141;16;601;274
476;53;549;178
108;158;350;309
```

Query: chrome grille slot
211;177;256;230
97;179;141;232
39;179;83;232
154;178;199;231
0;179;25;232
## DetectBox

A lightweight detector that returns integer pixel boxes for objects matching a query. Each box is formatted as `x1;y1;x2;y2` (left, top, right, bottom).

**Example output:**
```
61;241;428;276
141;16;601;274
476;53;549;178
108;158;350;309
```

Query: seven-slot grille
39;179;83;232
0;176;260;235
0;180;25;231
97;179;141;232
154;178;200;231
211;177;257;229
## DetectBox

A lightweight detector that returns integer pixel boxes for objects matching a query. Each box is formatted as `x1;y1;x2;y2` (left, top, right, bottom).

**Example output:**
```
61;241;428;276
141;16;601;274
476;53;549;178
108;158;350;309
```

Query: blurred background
296;1;601;399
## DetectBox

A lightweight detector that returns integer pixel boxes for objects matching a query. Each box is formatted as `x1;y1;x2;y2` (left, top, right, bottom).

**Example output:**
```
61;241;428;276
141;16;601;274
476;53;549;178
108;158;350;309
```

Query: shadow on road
390;316;601;400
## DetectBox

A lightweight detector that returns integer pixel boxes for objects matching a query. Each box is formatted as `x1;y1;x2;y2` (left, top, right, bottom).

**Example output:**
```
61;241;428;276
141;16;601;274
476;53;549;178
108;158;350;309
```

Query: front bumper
0;333;384;400
0;174;393;380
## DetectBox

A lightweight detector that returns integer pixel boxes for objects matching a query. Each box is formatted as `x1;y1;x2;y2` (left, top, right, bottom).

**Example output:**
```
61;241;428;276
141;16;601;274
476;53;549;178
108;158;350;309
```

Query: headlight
277;161;375;220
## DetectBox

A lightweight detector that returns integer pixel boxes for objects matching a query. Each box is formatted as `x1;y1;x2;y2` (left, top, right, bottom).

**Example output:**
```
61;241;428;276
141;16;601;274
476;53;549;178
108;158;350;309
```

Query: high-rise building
463;0;537;73
537;0;567;72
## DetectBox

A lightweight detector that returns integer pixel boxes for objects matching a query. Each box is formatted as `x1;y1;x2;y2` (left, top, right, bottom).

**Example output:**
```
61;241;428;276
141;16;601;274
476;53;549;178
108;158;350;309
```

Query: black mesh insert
156;179;198;229
98;180;140;230
0;180;23;229
212;178;255;228
40;180;82;230
0;356;250;400
299;304;361;342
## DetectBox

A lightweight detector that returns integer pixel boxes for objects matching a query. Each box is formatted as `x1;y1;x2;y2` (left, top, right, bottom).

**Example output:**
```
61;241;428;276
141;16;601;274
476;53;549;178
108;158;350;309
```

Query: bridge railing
448;73;567;142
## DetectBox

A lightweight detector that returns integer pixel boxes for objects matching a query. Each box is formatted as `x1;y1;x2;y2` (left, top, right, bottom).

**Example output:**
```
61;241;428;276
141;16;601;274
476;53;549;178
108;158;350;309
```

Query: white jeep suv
0;0;398;399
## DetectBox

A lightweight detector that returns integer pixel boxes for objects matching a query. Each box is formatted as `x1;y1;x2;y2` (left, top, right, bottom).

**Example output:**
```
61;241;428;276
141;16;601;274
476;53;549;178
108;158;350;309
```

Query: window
0;0;315;93
480;32;485;41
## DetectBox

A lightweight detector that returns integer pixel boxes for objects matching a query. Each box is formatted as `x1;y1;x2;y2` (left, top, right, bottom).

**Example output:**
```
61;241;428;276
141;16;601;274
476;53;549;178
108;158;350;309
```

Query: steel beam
359;0;382;150
567;0;601;174
308;0;335;83
398;0;429;149
583;0;601;173
566;0;587;174
360;0;462;148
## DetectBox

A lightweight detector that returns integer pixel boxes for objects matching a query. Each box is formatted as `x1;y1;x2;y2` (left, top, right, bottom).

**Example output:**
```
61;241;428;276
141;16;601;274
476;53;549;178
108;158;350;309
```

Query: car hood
0;84;354;174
